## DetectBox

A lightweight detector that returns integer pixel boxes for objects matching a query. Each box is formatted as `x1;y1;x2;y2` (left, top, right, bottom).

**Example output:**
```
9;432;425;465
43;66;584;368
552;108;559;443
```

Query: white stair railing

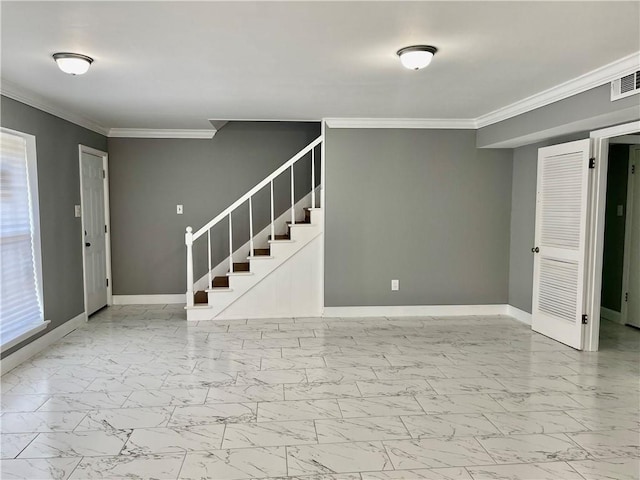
185;136;323;307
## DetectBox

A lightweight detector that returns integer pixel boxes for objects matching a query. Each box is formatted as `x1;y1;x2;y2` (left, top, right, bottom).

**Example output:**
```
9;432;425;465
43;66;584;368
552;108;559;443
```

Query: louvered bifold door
531;139;591;350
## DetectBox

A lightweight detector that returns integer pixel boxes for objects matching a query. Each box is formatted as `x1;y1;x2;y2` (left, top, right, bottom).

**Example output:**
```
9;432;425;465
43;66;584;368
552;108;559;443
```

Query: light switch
617;205;624;217
391;279;399;291
177;205;183;215
74;205;81;218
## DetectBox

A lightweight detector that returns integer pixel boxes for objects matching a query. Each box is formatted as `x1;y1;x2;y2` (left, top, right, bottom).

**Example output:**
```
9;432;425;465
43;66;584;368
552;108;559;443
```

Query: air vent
611;70;640;101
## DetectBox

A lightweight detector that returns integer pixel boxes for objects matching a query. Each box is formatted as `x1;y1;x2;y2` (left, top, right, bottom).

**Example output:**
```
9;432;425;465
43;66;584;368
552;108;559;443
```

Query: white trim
601;307;622;324
324;118;476;129
1;321;50;353
476;52;640;128
79;146;113;314
506;305;533;326
323;304;508;317
1;312;86;375
590;121;640;140
112;294;186;305
108;128;216;139
585;120;640;352
0;79;109;136
610;135;640;144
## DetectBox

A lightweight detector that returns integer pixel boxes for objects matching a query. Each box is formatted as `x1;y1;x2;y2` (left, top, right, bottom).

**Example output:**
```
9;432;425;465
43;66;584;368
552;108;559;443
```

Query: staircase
185;136;323;321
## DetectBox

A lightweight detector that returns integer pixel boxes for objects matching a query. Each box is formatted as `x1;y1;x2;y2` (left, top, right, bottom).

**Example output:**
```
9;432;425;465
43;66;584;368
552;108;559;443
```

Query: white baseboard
1;312;87;374
506;305;533;325
322;304;509;318
112;294;185;305
601;306;622;324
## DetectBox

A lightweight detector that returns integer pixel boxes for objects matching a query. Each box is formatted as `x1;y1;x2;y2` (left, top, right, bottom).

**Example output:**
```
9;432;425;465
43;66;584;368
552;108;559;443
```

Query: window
1;128;47;352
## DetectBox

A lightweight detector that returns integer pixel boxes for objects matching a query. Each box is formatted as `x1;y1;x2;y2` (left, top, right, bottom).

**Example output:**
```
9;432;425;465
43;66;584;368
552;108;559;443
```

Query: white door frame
78;145;112;315
585;120;640;351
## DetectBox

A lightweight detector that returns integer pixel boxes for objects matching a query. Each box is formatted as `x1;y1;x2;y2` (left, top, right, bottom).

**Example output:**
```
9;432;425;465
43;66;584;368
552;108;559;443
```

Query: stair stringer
214;233;323;320
186;214;323;321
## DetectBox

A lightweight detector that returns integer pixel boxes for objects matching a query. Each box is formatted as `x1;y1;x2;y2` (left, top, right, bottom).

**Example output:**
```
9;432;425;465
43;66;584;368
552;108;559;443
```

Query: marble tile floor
1;306;639;480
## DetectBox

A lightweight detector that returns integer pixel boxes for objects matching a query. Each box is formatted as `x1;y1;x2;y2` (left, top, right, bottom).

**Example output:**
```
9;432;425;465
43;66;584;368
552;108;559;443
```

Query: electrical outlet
74;205;81;218
177;205;183;215
391;279;399;291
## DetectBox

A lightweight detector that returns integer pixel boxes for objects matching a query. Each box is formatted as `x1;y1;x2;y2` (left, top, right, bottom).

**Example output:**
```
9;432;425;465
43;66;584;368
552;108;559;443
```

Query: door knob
531;246;539;253
85;242;91;247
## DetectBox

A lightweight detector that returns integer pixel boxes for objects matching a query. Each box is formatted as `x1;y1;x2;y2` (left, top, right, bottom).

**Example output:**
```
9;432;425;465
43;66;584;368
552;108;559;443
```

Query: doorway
79;145;112;316
599;139;640;348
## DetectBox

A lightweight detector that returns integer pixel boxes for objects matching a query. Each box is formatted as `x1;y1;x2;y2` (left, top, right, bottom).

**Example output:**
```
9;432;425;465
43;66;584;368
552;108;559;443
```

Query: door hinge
625;292;629;302
105;225;107;233
106;278;109;287
632;164;636;175
102;170;106;179
588;158;596;169
581;314;588;325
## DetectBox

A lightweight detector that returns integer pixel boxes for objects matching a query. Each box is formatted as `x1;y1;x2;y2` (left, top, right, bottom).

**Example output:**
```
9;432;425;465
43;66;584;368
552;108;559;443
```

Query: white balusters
228;213;233;273
207;229;212;289
290;164;295;225
270;180;275;240
185;226;194;307
249;196;254;257
311;148;315;209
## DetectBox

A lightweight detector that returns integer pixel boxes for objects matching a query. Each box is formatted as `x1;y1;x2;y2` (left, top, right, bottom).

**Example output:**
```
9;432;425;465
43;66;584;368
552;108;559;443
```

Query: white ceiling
1;1;639;131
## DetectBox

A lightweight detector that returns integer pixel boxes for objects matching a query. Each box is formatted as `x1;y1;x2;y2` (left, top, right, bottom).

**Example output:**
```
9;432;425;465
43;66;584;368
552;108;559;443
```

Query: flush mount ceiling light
396;45;437;70
52;52;93;75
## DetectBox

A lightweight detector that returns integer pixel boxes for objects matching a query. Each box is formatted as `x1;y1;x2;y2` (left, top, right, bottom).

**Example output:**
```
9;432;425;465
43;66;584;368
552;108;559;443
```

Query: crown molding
324;117;476;129
476;51;640;129
0;79;110;136
108;128;216;139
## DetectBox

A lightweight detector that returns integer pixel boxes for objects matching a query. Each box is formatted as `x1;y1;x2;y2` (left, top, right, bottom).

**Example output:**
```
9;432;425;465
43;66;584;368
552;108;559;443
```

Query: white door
626;148;640;328
80;151;108;315
532;139;591;349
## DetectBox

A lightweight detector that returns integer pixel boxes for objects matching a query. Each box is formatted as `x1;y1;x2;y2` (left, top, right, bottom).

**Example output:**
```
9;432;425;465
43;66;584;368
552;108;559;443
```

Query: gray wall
601;144;629;312
1;96;108;358
324;128;513;307
508;143;539;312
477;85;640;149
107;122;319;295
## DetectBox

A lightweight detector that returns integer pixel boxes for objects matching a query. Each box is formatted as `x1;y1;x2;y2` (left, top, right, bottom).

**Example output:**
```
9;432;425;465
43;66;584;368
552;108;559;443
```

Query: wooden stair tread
212;276;229;287
233;262;250;272
253;248;270;256
194;290;208;304
268;234;290;240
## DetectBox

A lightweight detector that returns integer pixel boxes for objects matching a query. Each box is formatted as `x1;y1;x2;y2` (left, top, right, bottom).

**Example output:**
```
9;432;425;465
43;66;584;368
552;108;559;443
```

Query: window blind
1;130;44;349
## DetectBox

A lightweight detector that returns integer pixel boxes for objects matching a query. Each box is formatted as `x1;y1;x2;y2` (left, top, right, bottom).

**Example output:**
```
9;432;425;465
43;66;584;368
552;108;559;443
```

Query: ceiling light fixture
52;52;93;75
397;45;437;70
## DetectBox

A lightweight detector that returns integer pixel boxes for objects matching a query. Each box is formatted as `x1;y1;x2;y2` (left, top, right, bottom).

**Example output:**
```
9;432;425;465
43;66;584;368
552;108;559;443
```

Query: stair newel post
207;229;212;289
185;226;194;307
290;164;295;224
228;213;233;273
249;196;254;257
311;148;316;209
270;180;275;240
